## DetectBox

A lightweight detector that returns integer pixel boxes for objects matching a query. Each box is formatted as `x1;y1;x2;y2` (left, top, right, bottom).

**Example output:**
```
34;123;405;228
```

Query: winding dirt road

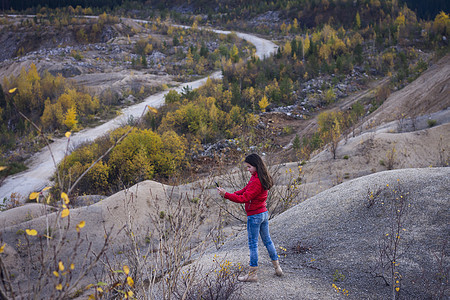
0;26;278;202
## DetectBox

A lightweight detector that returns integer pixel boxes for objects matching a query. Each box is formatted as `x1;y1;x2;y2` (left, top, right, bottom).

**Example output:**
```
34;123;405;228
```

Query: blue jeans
247;211;278;267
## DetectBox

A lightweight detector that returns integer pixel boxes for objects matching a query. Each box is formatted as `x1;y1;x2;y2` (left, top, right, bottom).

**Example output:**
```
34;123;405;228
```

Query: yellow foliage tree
26;63;40;83
63;106;78;131
293;18;299;32
191;20;198;30
186;48;194;68
57;90;76;112
324;88;337;104
231;44;239;62
395;12;406;28
329;117;341;159
280;22;287;34
433;11;450;35
243;86;256;111
41;99;64;130
14;67;33;112
108;129;161;186
156;131;188;176
303;34;310;60
144;43;153;54
355;11;361;29
319;43;331;61
318;111;342;159
259;95;269;113
85;161;109;194
283;41;292;56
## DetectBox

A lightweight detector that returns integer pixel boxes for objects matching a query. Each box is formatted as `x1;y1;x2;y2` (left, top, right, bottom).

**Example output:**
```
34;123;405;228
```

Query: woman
217;153;283;282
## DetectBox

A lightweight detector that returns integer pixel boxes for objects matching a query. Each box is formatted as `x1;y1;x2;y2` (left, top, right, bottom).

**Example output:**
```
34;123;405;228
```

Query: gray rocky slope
197;167;449;299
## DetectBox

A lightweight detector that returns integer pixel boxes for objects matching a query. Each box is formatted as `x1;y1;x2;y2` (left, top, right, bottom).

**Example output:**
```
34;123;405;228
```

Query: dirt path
0;25;278;203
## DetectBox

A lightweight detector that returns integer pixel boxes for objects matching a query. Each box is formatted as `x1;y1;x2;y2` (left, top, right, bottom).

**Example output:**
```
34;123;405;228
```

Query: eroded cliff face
0;21;120;60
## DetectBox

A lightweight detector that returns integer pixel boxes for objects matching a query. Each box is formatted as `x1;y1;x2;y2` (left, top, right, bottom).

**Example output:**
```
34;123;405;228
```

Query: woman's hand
217;187;226;197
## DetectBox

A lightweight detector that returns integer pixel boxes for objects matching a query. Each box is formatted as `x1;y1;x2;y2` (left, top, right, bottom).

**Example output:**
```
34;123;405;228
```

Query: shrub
293;134;301;151
70;50;83;61
385;145;397;170
427;119;437;127
282;126;294;135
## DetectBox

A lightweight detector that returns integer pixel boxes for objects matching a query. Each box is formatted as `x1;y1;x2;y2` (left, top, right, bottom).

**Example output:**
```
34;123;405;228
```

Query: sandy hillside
1;167;447;299
363;54;450;126
196;167;449;300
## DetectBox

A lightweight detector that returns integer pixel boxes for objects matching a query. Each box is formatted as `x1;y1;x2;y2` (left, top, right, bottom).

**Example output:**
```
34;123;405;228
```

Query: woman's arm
217;179;249;197
223;179;261;204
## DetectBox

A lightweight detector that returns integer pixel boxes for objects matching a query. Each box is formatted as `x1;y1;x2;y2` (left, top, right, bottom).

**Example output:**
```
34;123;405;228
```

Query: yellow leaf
395;287;400;292
61;192;70;204
85;284;94;290
59;261;65;271
43;234;53;239
70;263;75;270
97;287;103;293
43;186;51;191
127;276;134;287
8;88;17;93
65;132;72;138
88;295;95;300
0;166;7;171
127;291;134;297
123;265;130;275
147;105;158;114
26;229;37;236
29;192;40;200
53;271;59;277
56;283;62;290
76;221;86;232
61;208;70;218
0;243;5;253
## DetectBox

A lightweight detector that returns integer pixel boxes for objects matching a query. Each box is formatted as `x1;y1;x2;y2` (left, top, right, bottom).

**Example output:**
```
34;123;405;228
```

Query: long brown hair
245;153;273;190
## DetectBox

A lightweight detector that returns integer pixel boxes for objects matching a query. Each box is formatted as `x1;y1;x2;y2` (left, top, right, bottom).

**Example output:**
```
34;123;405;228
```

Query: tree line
2;0;136;11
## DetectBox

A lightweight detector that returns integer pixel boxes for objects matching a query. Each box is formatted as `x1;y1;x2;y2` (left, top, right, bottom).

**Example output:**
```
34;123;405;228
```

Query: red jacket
224;173;268;216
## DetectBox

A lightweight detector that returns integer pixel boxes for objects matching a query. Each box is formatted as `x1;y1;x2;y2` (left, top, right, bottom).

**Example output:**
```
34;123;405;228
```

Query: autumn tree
230;44;239;63
432;11;449;36
283;41;292;57
134;38;152;55
355;11;361;29
324;88;337;104
41;99;64;130
329;114;342;159
242;86;257;111
303;34;310;60
156;130;188;177
108;128;161;187
63;106;78;131
259;95;269;112
318;111;343;159
186;47;194;69
164;90;181;104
